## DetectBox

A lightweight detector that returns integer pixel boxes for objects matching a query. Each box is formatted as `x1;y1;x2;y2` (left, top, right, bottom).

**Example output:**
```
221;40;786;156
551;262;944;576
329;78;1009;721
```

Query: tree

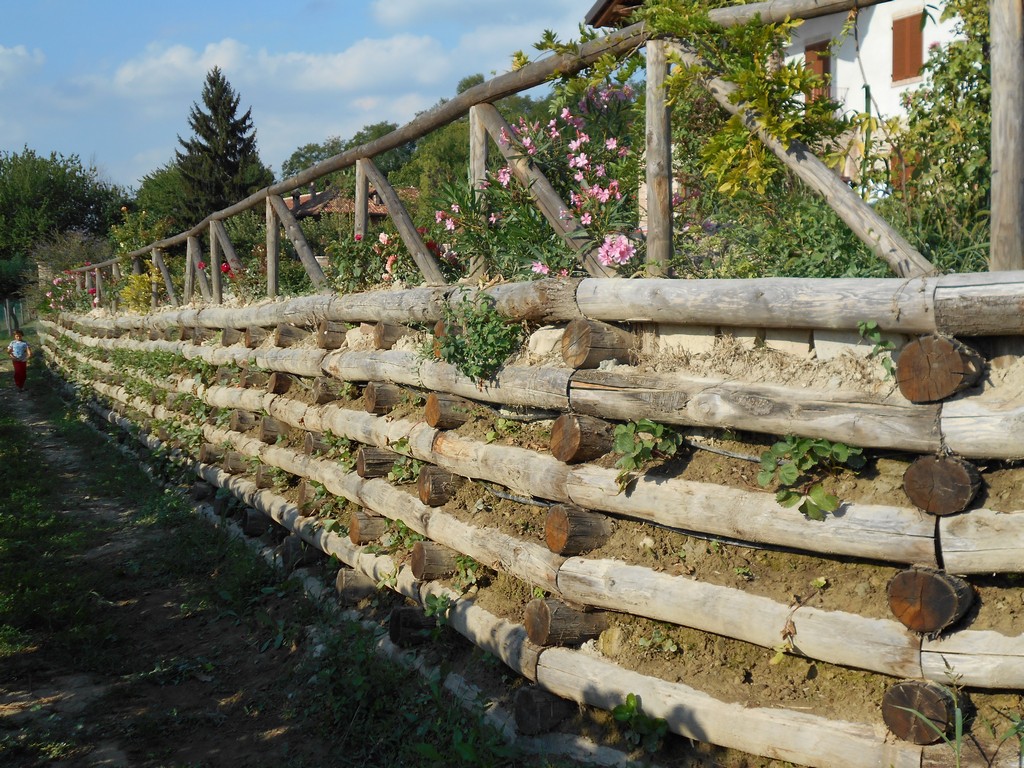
281;136;345;180
134;161;189;231
0;148;124;296
175;67;273;225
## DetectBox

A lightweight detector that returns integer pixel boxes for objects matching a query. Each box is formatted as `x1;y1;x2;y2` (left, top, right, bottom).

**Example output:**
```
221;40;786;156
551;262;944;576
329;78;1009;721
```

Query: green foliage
857;320;896;377
452;555;487;593
435;294;525;383
757;436;865;521
637;626;679;655
175;67;273;227
612;692;669;754
612;419;684;491
0;147;125;266
895;681;966;768
134;161;189;231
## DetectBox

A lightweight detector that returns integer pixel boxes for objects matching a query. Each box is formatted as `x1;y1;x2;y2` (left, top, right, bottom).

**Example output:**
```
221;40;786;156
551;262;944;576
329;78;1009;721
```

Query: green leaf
776;489;802;508
777;462;799;487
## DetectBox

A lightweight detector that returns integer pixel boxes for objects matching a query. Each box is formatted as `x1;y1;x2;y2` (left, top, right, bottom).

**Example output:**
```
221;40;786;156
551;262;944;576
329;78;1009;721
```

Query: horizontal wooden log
561;318;634;368
549;414;614;464
569;368;941;453
316;319;347;350
524;598;608;647
417;465;465;507
940;393;1024;460
410;540;459;580
424;392;477;429
545;504;614;555
555;557;921;678
536;648;923;768
939;507;1024;574
922;627;1024;689
364;381;405;415
349;508;388;544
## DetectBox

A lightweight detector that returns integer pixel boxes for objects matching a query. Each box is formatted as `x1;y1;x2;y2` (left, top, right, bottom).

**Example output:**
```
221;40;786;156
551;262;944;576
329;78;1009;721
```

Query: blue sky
1;0;590;191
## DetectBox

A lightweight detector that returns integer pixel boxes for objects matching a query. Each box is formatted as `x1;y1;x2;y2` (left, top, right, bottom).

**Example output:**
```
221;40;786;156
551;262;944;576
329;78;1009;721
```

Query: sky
0;0;591;191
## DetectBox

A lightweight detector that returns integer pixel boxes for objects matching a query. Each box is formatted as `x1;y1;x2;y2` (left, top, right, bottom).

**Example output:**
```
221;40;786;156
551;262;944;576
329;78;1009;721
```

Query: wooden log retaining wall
37;282;1024;766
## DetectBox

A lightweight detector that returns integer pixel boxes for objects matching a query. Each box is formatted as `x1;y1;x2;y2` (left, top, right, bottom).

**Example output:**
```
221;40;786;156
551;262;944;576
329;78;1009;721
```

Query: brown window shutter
805;41;832;102
892;12;924;82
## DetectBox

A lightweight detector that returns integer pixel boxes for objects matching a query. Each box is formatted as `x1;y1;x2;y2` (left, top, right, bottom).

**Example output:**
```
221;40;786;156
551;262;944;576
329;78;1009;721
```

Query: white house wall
786;0;959;120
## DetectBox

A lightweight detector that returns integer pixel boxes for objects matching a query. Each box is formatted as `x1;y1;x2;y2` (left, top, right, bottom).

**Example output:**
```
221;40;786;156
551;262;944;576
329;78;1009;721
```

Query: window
804;41;832;102
892;12;924;83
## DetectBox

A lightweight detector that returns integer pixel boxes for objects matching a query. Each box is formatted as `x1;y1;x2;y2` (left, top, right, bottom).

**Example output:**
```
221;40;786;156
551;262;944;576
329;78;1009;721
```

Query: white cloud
113;39;248;94
0;44;45;87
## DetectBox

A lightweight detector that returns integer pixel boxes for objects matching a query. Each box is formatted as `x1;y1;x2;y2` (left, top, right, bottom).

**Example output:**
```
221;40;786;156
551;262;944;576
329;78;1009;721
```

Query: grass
0;365;590;768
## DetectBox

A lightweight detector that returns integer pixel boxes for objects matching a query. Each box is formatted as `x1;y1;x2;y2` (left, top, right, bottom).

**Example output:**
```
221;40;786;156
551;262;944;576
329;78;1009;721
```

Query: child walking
7;330;31;392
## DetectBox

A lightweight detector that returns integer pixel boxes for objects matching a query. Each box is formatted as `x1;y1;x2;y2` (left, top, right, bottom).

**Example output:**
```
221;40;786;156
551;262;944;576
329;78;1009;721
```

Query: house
585;0;958;120
284;185;419;220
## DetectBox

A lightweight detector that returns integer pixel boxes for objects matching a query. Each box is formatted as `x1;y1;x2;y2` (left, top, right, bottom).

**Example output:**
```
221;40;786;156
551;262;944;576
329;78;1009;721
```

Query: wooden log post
417;465;466;507
267;372;294;395
410;540;459;580
258;416;289;445
388;606;436;646
895;335;984;403
274;323;310;348
199;443;225;464
266;196;280;298
364;382;405;415
245;326;269;349
222;451;249;475
151;248;179;307
221;327;244;346
212;492;234;517
989;0;1024;271
356;446;397;478
424;392;477;429
240;370;269;389
372;322;411;350
524;598;609;647
210;222;223;304
902;456;982;516
191;327;216;345
561;318;634;368
304;431;329;456
316;319;348;350
349;508;388;544
644;38;673;275
279;534;322;572
189;481;216;502
229;409;257;432
881;680;959;744
215;366;236;385
545;504;615;555
886;566;974;635
311;376;342;404
241;508;273;537
550;414;615;463
513;686;577;736
335;568;377;604
267;194;328;290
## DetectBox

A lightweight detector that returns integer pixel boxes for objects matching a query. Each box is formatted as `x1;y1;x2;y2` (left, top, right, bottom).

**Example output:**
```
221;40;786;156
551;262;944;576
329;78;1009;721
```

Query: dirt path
0;378;333;767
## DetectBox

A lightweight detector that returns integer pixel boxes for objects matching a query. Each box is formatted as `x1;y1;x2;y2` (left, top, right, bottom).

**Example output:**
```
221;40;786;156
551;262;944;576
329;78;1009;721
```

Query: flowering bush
324;225;421;293
43;273;90;314
427;83;643;280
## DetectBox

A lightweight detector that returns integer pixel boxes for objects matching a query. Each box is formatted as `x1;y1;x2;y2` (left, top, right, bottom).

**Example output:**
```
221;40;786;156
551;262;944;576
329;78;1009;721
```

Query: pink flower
605;138;618;151
379;232;390;245
435;210;445;223
531;261;550;275
445;218;456;232
580;212;592;226
450;203;460;214
496;167;512;188
558;269;569;277
488;213;499;224
595;164;606;178
597;234;636;267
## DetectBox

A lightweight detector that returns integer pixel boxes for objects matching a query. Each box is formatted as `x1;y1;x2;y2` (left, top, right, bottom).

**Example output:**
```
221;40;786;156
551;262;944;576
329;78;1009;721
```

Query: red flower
354;233;363;241
220;262;231;273
87;287;97;294
196;260;206;270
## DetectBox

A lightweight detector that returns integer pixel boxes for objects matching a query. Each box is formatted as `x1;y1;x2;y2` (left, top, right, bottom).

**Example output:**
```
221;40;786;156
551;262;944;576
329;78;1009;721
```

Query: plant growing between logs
612;692;669;754
757;436;865;521
857;320;897;377
434;294;525;383
612;419;685;492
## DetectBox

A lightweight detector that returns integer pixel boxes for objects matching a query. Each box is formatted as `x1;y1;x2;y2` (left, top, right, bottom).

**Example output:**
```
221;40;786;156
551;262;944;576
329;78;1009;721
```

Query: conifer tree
175;67;273;225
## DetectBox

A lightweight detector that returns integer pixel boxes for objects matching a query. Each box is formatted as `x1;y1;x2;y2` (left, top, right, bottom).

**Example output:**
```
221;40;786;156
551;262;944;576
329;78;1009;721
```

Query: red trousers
12;360;26;390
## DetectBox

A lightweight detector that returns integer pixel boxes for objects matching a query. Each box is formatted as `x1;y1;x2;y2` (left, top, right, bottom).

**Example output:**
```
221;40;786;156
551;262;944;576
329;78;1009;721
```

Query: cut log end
545;504;614;555
896;335;984;403
524;598;608;647
882;680;959;744
903;455;982;516
549;413;614;463
887;566;974;635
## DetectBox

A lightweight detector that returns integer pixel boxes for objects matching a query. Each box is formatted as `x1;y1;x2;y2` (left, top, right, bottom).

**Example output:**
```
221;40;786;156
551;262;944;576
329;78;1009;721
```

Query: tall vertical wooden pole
266;197;279;298
469;105;489;279
355;160;369;242
990;0;1024;271
645;39;673;276
210;223;223;304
